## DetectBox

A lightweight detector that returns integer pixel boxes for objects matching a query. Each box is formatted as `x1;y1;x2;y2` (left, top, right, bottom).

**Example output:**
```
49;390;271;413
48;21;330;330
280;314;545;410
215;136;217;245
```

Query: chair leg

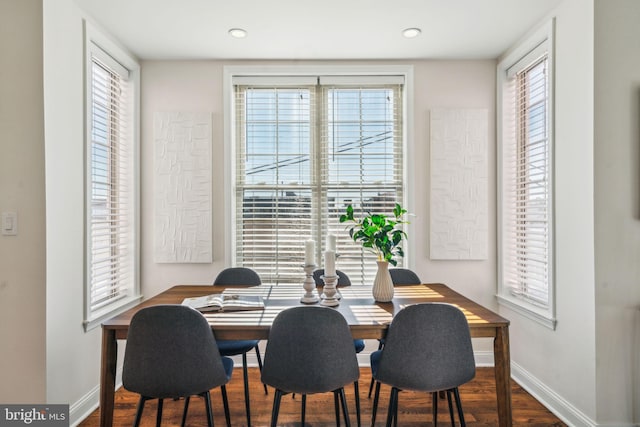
221;385;231;427
371;380;381;426
181;396;190;427
432;392;438;427
254;345;268;395
385;387;399;427
301;394;306;426
446;390;455;426
241;352;252;426
156;398;164;427
334;391;341;427
452;387;466;427
133;396;148;427
394;392;398;427
338;388;351;427
368;341;384;399
367;378;376;399
270;390;283;427
353;381;361;427
203;391;215;427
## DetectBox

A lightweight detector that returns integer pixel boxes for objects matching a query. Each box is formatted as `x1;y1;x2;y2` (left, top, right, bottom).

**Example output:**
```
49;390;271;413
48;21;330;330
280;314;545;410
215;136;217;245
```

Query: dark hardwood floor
80;367;566;426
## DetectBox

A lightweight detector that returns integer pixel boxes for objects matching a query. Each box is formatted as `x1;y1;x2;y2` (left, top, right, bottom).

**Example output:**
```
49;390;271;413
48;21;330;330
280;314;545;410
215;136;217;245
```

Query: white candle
305;239;315;265
324;250;336;277
326;234;337;252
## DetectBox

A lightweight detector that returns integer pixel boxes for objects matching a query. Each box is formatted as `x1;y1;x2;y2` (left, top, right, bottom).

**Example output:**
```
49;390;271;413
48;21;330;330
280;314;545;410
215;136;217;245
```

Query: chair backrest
261;306;359;394
375;303;475;392
213;267;262;286
389;268;421;285
312;269;352;287
123;305;229;398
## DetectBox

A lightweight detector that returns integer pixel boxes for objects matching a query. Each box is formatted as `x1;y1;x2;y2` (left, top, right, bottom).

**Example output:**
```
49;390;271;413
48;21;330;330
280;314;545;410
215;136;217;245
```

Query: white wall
140;61;228;299
497;0;598;425
594;0;640;424
0;0;46;403
140;60;500;299
411;61;497;312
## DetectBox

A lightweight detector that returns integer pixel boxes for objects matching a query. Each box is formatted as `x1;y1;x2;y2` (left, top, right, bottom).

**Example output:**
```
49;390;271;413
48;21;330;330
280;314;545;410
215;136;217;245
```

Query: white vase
372;260;394;302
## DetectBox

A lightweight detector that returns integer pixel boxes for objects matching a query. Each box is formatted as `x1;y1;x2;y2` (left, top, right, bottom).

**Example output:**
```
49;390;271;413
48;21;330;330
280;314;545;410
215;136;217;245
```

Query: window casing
233;75;405;285
84;25;140;330
497;20;556;329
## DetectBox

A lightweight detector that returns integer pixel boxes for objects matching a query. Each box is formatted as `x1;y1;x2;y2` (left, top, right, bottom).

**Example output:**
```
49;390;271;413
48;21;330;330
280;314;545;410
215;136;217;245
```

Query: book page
218;292;265;311
182;292;265;312
181;294;224;312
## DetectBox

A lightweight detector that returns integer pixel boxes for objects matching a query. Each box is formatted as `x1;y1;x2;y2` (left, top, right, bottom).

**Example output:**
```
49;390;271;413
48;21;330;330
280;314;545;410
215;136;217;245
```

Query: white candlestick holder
300;264;319;304
320;274;340;307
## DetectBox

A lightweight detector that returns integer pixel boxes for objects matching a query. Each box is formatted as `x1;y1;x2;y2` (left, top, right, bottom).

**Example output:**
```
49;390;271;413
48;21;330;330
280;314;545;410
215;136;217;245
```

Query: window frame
83;22;141;331
497;19;556;329
223;65;414;280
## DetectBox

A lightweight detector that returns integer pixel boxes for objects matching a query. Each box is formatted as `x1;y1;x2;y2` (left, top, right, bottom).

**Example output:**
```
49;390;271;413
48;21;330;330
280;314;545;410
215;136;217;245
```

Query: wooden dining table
100;283;512;426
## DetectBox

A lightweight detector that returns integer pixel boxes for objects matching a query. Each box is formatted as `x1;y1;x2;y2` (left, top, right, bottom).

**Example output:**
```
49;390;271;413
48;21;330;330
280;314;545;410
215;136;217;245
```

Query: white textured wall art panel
154;112;212;263
430;109;488;260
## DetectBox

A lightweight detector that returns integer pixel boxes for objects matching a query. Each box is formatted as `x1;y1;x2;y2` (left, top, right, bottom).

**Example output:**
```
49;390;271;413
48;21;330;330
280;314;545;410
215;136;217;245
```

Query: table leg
100;328;117;427
494;325;513;427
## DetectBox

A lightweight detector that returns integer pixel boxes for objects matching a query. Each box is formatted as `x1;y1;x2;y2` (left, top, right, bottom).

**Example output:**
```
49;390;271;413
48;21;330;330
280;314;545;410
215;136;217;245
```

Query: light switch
2;212;17;236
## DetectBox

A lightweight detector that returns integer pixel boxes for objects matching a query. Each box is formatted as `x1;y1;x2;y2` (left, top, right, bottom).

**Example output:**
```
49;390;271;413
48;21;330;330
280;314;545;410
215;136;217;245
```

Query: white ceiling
75;0;562;61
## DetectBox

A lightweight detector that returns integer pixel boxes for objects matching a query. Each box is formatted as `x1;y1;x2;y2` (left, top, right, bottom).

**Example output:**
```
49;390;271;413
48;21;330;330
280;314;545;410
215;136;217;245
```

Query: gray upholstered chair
389;268;421;285
261;306;361;427
368;267;422;397
370;303;475;426
122;304;233;427
213;267;266;427
312;268;352;287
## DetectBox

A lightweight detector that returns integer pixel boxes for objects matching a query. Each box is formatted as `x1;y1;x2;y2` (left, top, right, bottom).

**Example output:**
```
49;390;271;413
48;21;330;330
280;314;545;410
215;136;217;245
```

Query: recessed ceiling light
402;28;421;39
228;28;248;39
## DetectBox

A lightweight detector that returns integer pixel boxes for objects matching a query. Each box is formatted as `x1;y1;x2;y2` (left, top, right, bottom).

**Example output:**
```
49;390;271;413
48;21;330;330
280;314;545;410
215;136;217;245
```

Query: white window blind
85;42;138;326
234;79;404;285
320;85;404;284
234;85;317;283
501;53;553;308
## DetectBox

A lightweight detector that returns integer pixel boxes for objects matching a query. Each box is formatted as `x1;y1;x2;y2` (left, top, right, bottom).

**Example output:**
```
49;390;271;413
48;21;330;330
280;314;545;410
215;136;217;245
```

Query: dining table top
102;283;509;341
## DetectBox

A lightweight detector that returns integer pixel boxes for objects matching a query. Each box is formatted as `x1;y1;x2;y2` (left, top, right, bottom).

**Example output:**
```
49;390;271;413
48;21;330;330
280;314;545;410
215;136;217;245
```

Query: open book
181;292;265;312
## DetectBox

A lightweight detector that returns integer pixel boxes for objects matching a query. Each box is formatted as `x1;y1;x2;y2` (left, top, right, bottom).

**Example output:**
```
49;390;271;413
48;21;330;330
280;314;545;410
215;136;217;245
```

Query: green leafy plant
339;203;408;266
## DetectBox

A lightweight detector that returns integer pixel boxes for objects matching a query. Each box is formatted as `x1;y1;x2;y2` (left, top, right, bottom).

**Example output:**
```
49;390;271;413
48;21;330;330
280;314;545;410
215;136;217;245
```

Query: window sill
84;294;143;332
496;294;557;330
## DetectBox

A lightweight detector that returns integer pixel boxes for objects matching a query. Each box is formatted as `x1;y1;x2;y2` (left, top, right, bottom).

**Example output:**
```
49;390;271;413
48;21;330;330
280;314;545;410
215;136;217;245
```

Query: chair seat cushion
353;339;366;353
370;350;382;377
217;339;259;356
221;356;234;381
